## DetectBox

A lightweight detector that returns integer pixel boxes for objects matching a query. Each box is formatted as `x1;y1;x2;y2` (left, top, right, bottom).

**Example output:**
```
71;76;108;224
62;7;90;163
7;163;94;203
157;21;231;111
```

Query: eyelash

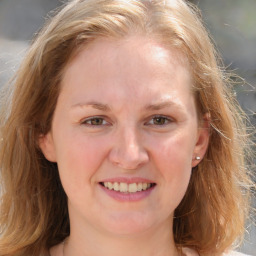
80;115;174;127
146;115;174;126
81;116;109;126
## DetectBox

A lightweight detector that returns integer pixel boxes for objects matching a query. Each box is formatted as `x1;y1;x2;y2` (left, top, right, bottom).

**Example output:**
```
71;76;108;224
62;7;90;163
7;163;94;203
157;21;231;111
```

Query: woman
0;0;254;255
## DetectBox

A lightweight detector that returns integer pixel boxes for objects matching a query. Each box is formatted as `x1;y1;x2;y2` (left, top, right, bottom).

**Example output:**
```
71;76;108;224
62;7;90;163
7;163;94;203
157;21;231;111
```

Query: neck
63;219;179;256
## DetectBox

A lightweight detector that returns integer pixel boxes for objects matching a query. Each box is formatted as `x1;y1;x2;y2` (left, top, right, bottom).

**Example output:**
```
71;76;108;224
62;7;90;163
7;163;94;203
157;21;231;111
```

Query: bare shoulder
181;247;199;256
181;248;252;256
49;243;63;256
223;251;252;256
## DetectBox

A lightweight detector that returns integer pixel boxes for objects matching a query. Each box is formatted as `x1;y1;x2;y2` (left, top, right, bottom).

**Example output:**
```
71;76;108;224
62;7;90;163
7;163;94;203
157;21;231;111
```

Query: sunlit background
0;0;255;255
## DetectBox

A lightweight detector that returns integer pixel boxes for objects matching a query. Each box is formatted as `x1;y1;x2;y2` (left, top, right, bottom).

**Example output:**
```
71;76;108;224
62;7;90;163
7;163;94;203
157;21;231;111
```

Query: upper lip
99;177;156;184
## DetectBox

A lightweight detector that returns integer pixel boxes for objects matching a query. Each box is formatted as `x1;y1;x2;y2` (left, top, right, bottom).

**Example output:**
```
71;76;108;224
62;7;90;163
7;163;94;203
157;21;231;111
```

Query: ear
38;132;57;162
192;114;210;167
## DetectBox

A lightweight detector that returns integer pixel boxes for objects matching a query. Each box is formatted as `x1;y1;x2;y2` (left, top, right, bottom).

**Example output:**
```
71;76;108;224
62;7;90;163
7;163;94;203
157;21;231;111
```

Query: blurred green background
0;0;255;255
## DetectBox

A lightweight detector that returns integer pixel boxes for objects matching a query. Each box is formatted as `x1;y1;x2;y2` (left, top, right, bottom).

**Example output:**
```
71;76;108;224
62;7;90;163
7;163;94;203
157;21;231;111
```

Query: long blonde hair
0;0;254;255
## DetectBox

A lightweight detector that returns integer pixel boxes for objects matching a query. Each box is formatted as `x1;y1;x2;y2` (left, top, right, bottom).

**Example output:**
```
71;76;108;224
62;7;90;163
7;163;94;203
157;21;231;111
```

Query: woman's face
40;36;209;236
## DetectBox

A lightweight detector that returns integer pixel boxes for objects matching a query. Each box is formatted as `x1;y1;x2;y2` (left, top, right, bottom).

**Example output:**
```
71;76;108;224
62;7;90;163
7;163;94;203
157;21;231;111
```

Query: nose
108;127;149;170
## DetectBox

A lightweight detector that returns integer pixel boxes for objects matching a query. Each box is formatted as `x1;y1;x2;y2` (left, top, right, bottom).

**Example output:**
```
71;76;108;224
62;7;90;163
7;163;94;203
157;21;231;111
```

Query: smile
100;182;156;193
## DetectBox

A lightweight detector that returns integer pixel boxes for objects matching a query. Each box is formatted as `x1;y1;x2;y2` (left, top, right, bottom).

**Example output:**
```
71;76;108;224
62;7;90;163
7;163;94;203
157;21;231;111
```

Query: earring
195;156;201;160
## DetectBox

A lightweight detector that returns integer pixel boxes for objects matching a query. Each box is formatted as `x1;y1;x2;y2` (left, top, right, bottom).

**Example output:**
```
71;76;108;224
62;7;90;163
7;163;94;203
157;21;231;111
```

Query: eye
147;115;173;126
81;117;108;126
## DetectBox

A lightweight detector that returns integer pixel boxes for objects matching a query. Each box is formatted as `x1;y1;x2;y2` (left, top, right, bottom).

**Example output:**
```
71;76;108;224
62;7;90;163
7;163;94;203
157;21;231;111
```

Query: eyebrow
145;101;183;111
71;102;111;111
71;101;183;112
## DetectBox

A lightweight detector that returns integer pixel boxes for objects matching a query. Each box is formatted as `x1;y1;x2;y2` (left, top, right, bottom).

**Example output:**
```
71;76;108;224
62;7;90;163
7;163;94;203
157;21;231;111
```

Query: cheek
152;131;195;169
150;133;195;194
55;134;109;193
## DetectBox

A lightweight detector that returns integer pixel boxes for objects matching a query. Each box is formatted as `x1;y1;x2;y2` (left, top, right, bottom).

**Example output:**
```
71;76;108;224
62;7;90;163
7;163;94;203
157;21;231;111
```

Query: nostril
109;151;149;170
108;137;149;170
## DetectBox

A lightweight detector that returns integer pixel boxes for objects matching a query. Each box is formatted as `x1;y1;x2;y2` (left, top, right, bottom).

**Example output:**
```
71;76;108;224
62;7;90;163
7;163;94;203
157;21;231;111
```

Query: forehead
62;35;191;88
59;36;194;109
57;35;196;118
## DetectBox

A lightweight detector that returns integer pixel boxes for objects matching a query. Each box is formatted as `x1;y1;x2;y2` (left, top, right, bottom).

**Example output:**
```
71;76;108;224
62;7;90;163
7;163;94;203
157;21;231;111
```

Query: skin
40;36;209;256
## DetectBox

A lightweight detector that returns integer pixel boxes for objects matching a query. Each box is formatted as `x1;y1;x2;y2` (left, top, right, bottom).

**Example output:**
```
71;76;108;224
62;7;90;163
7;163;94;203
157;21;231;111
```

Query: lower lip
99;184;156;202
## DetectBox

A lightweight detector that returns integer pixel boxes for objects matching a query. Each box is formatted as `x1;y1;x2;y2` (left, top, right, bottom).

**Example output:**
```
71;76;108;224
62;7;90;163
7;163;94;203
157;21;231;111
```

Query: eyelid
145;115;174;126
80;116;111;126
79;115;174;127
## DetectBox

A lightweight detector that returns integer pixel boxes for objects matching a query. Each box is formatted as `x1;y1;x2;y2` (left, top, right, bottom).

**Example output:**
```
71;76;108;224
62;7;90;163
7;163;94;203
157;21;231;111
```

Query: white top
182;247;252;256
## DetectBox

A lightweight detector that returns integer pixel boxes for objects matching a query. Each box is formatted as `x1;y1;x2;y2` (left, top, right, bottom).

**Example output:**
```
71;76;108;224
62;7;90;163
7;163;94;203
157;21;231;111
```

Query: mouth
99;182;156;193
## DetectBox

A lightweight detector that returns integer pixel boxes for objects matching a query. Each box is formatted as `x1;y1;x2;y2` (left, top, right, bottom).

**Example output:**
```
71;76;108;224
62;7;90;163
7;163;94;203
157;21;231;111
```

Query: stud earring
195;156;201;160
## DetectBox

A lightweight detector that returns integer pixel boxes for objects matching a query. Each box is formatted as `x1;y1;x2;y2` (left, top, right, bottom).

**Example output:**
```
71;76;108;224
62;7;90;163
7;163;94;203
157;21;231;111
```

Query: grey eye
82;117;107;126
89;118;104;125
148;116;172;125
152;117;168;125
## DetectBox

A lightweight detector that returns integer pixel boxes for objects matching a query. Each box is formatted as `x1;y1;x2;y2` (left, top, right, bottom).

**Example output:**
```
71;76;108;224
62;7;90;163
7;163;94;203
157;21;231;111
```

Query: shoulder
181;247;199;256
48;243;63;256
181;248;252;256
223;251;252;256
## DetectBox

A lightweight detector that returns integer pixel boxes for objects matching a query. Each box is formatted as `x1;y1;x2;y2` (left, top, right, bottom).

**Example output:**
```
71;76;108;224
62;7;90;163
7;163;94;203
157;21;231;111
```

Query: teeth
102;182;153;193
113;182;119;191
128;183;137;193
107;182;113;190
120;182;128;192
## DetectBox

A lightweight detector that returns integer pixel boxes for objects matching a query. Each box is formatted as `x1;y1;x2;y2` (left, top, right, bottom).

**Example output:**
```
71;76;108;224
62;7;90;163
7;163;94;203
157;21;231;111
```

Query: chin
101;212;158;235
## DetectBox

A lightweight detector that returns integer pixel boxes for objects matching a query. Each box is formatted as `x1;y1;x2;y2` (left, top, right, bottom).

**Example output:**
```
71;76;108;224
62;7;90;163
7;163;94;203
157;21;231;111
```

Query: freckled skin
40;36;209;256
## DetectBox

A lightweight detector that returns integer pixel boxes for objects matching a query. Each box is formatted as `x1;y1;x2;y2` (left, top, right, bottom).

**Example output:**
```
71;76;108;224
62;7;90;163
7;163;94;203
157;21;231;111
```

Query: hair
0;0;254;255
